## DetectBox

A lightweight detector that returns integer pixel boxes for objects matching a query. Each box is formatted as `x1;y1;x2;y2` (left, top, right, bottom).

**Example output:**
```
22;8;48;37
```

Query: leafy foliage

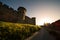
0;21;41;40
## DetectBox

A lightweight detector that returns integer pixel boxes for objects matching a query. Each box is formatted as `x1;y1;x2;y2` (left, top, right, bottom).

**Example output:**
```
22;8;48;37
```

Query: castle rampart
0;2;36;25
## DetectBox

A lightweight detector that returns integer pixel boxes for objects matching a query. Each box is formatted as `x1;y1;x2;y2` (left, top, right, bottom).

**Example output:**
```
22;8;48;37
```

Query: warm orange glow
37;17;53;25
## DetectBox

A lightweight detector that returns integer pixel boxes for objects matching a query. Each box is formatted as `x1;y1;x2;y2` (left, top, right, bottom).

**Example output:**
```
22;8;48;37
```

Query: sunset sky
0;0;60;25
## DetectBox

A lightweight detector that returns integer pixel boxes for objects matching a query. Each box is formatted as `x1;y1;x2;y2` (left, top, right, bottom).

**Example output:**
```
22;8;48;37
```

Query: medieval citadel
0;2;36;25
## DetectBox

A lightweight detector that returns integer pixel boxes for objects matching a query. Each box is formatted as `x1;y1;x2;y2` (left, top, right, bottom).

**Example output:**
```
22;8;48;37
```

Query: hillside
0;21;41;40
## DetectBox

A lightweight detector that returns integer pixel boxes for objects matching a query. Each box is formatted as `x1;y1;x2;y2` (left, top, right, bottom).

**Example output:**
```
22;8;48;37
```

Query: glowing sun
39;17;53;25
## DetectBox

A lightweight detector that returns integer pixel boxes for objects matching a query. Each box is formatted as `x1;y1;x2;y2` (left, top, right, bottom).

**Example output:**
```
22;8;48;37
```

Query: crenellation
3;4;9;8
0;2;36;25
0;2;2;4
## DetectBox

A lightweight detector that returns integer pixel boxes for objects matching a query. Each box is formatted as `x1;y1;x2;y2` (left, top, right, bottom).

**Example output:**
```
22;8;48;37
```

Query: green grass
0;21;41;40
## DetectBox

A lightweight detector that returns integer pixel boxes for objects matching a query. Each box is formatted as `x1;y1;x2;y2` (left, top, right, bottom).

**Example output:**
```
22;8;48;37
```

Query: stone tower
32;17;36;25
17;7;26;20
0;1;36;25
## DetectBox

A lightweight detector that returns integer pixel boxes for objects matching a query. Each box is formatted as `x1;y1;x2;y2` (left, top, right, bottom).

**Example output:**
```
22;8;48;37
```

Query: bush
0;21;41;40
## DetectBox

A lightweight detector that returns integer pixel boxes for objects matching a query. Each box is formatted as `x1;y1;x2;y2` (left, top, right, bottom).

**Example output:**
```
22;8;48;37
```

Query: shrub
0;21;41;40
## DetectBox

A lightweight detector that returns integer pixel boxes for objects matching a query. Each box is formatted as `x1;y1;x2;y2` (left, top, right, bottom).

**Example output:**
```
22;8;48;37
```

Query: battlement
0;2;36;25
0;2;14;10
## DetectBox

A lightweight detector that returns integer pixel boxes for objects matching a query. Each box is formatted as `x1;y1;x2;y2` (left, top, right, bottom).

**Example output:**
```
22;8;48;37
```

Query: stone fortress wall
0;2;36;25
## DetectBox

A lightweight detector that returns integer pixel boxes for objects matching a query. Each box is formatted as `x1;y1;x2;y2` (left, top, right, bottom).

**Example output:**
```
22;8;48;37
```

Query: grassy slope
0;21;41;40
